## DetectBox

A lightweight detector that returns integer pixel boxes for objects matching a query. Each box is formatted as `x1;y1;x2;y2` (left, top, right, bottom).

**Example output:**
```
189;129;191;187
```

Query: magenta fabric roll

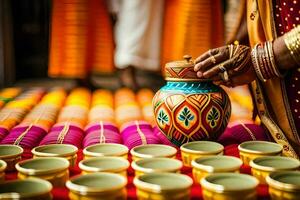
1;125;47;149
153;126;175;146
121;121;160;150
217;123;269;146
39;123;84;148
83;122;121;148
0;127;8;142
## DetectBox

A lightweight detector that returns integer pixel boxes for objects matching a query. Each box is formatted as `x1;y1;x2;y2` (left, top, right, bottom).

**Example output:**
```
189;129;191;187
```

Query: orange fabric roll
161;0;224;70
48;0;114;78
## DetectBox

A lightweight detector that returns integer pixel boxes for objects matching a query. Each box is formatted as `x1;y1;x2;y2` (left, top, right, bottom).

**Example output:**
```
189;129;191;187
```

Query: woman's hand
194;45;256;87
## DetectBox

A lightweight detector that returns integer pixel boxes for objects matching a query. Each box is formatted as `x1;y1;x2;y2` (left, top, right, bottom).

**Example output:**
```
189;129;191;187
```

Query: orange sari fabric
48;0;114;78
161;0;224;68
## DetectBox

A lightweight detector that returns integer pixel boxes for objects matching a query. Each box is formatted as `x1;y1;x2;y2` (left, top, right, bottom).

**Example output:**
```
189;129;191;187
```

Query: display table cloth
5;144;270;200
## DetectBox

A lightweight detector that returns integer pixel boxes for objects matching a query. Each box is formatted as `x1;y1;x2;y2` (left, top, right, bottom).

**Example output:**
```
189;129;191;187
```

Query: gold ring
210;56;216;64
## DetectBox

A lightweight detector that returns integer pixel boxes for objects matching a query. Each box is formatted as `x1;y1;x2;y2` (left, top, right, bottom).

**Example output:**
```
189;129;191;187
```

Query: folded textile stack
136;89;155;125
121;121;160;150
0;87;21;109
115;88;143;127
1;88;66;149
40;88;91;148
83;89;121;148
0;88;45;142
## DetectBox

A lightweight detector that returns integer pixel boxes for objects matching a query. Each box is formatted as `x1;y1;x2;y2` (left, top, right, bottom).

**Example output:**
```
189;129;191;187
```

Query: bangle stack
284;25;300;65
251;41;284;82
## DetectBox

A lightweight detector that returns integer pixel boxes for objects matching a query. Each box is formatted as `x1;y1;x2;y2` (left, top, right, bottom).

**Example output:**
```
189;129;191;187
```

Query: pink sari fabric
121;121;160;150
83;122;121;148
39;123;84;149
1;125;47;149
217;123;269;146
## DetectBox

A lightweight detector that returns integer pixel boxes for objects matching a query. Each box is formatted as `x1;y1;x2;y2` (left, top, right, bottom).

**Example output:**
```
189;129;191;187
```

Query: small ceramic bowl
0;160;7;182
134;172;193;200
266;171;300;200
130;144;177;161
238;141;282;165
132;158;182;177
250;156;300;184
79;157;129;177
192;155;242;183
200;173;259;200
0;145;23;171
0;178;52;200
66;172;127;200
180;141;224;167
16;157;69;187
83;143;129;159
32;144;78;167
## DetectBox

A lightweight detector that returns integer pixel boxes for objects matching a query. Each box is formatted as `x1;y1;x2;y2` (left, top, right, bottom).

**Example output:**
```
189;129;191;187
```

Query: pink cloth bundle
39;122;84;148
83;122;122;148
1;125;47;149
153;126;174;146
217;122;269;146
121;121;160;150
0;127;8;142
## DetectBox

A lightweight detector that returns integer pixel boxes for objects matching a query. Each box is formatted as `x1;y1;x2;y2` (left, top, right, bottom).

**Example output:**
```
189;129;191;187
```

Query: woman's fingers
194;52;228;72
194;48;220;64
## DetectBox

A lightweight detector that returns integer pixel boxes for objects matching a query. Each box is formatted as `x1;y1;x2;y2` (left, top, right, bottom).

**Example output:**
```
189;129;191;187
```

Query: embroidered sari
247;0;300;158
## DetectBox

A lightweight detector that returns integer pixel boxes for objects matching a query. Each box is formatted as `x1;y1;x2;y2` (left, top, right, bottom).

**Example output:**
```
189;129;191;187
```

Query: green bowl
192;155;242;173
201;173;259;192
32;144;78;157
131;144;177;160
0;145;23;158
134;172;193;193
0;178;52;199
66;172;127;196
238;141;283;155
266;171;300;191
0;145;23;171
180;141;224;155
79;157;129;175
132;158;182;175
250;156;300;171
83;144;128;158
16;157;69;176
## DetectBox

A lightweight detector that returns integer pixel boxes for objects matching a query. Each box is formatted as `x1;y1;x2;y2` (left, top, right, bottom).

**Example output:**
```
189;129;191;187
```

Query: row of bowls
0;140;300;199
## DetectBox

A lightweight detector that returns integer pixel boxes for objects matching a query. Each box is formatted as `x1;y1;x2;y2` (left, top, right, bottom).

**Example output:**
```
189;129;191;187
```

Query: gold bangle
284;25;300;65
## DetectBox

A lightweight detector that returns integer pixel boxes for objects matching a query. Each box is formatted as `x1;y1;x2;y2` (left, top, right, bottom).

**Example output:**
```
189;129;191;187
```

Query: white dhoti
109;0;164;71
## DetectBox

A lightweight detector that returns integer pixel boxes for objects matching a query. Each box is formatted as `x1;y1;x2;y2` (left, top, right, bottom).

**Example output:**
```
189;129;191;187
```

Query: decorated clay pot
153;55;231;146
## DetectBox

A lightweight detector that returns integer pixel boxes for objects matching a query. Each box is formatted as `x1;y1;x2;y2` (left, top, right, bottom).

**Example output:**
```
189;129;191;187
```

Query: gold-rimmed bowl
192;155;242;183
134;172;193;200
267;171;300;200
66;172;127;200
180;141;224;167
238;141;282;165
132;158;182;177
79;157;129;177
200;173;259;200
130;144;177;161
83;144;128;159
16;157;69;187
250;156;300;184
32;144;78;167
0;145;23;171
0;178;52;200
0;160;7;182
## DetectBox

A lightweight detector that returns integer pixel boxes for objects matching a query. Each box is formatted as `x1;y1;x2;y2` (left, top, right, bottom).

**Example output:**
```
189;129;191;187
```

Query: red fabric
5;144;270;200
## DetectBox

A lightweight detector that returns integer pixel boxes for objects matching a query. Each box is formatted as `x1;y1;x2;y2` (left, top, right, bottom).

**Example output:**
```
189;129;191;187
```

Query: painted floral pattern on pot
153;56;231;147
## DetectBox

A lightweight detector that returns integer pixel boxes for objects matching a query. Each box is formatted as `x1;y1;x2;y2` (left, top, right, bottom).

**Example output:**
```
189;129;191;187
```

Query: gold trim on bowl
83;143;128;159
130;144;177;161
0;178;52;199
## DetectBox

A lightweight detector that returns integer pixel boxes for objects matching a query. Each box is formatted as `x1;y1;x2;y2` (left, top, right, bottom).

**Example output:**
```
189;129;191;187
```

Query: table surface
5;144;271;200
